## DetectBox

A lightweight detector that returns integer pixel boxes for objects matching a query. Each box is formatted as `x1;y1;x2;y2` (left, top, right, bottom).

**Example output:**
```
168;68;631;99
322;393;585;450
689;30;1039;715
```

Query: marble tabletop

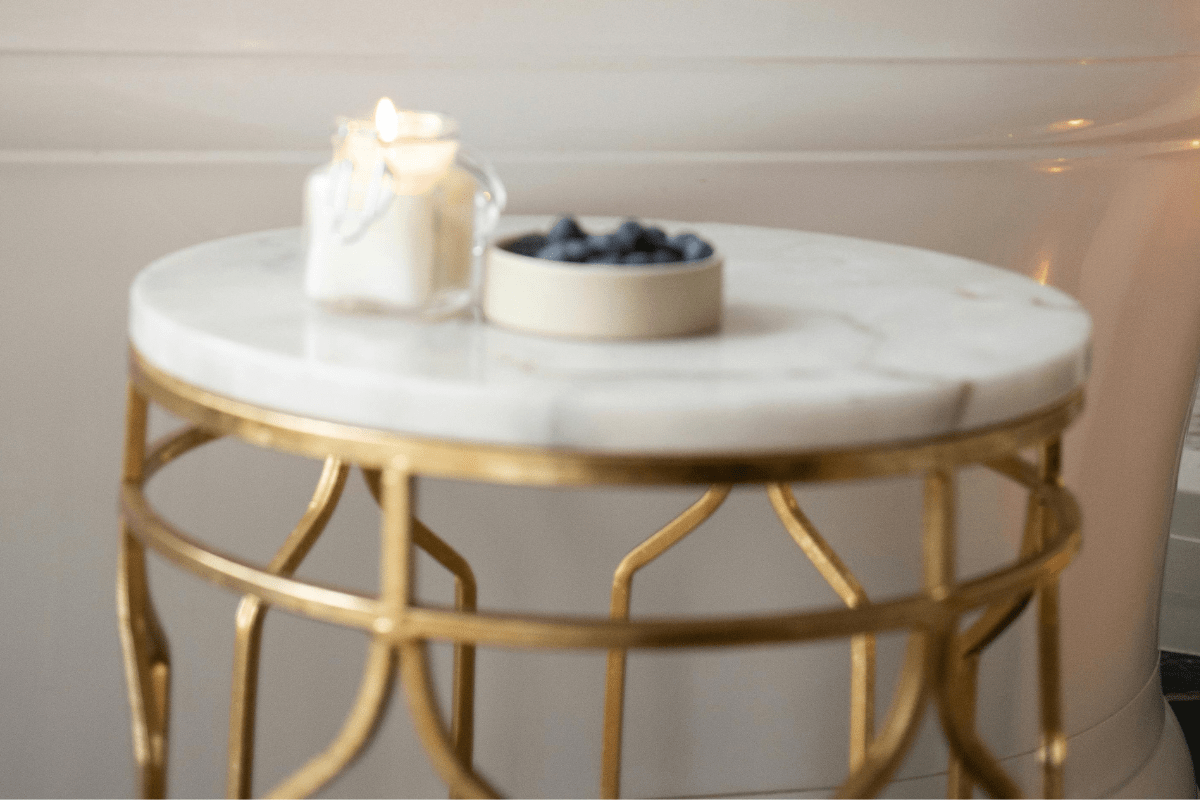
129;216;1091;455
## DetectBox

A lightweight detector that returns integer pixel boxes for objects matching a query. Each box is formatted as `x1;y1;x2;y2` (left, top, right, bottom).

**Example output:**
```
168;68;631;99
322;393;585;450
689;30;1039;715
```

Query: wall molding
3;1;1196;61
3;141;1199;166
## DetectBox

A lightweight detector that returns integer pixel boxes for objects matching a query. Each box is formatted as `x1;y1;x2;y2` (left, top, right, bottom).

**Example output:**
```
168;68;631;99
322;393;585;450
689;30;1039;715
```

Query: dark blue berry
536;241;569;261
611;220;642;252
640;226;669;250
670;232;701;253
585;233;619;255
671;233;712;261
547;216;586;243
506;234;546;257
562;239;588;262
535;218;714;266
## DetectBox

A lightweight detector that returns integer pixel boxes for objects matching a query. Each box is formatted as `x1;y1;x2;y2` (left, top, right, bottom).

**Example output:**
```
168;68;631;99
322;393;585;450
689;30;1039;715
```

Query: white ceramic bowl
483;234;722;340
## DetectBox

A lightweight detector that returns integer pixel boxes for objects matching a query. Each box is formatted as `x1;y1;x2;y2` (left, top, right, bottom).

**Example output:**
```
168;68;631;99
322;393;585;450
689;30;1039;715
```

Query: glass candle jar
304;103;505;318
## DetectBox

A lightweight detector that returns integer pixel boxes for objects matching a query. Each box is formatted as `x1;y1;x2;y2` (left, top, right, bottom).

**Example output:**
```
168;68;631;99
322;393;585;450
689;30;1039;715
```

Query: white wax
304;166;435;309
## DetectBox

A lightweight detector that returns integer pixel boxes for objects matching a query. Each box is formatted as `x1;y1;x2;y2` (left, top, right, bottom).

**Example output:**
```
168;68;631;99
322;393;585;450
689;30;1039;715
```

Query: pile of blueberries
502;217;715;265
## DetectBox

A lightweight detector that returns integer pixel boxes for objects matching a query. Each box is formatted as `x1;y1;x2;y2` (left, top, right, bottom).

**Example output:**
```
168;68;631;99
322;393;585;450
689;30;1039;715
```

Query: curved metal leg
1038;578;1065;799
226;458;350;798
363;468;479;773
600;484;732;798
1036;439;1066;799
946;464;1044;799
944;651;980;799
263;464;415;799
399;640;500;799
924;468;1023;799
376;466;498;798
768;483;875;773
932;629;1022;798
119;529;172;799
835;631;932;799
264;639;397;799
117;384;171;799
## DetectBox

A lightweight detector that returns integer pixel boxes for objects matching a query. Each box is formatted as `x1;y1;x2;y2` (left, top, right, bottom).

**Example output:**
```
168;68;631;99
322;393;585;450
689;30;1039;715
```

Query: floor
1161;650;1200;779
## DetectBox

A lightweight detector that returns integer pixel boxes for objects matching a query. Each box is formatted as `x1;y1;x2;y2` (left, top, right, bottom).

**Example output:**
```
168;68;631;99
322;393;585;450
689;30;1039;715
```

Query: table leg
943;652;980;799
1037;438;1066;799
933;632;1021;798
226;458;350;798
401;639;499;798
363;468;479;778
835;631;932;798
265;640;397;799
924;469;1024;799
946;471;1044;799
767;483;876;773
599;485;731;799
264;465;412;799
117;383;171;799
379;466;497;798
407;518;479;781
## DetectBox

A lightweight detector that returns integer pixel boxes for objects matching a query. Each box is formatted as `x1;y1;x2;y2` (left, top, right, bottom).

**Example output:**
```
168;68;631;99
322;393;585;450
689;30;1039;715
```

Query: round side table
118;218;1091;799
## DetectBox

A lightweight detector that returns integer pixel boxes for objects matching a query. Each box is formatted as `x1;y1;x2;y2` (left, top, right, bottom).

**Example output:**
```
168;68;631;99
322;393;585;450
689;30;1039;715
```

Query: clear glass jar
303;110;505;319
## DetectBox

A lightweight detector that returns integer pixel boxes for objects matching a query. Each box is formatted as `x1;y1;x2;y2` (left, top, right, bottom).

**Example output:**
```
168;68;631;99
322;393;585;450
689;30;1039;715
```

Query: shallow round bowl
483;235;723;340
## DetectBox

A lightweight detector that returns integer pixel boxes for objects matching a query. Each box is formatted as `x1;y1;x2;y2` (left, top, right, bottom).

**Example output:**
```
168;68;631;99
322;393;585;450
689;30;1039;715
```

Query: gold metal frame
118;348;1082;799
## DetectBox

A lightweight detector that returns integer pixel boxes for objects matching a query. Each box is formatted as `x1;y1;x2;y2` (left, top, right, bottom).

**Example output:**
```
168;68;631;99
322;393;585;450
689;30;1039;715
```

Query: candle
304;98;460;312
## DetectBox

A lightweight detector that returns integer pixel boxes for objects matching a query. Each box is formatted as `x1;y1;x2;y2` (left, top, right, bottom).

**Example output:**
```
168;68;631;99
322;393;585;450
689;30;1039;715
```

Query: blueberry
536;241;569;261
670;232;701;252
505;234;546;257
547;216;586;243
562;239;588;262
538;220;713;265
671;233;712;261
611;220;642;252
585;233;619;255
640;226;669;250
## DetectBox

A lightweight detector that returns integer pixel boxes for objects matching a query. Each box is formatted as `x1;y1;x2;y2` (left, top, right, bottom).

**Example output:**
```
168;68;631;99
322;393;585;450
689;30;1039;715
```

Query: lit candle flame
1034;255;1052;285
375;97;399;143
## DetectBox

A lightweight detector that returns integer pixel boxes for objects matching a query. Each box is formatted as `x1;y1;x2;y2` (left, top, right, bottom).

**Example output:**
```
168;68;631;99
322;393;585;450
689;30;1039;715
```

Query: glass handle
456;146;507;308
458;145;507;231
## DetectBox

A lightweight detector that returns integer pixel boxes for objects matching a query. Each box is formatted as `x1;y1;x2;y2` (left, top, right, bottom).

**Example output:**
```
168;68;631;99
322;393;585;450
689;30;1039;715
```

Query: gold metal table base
118;349;1082;799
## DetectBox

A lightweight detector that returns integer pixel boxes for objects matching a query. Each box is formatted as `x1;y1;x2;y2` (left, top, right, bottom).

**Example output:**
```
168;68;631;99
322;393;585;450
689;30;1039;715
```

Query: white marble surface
129;217;1091;454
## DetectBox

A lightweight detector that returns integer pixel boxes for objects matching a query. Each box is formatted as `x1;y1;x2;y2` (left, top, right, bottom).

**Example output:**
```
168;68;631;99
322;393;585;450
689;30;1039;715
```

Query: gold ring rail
129;349;1082;486
120;431;1079;648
